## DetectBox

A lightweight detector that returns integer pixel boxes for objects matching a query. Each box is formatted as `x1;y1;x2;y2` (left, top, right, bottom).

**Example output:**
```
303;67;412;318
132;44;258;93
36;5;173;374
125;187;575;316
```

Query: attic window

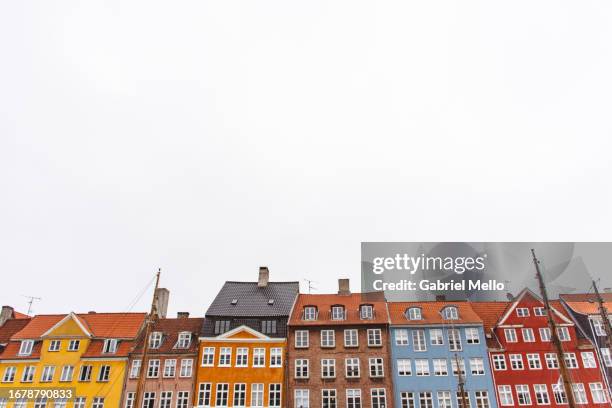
443;306;459;320
231;299;238;305
268;299;275;305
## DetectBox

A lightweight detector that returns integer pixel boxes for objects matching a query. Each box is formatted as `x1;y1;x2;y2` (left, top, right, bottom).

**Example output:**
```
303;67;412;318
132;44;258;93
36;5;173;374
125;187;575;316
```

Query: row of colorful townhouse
1;267;611;408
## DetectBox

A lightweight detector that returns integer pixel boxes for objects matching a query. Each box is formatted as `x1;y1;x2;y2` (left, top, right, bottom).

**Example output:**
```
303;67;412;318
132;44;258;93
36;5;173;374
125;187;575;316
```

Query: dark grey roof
206;281;299;317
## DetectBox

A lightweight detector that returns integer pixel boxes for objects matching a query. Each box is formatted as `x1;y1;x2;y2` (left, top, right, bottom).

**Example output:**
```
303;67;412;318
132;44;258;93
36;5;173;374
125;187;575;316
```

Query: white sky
1;1;611;317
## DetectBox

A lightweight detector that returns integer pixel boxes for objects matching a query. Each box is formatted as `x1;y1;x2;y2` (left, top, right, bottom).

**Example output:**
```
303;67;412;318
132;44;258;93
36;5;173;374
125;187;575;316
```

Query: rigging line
91;272;158;398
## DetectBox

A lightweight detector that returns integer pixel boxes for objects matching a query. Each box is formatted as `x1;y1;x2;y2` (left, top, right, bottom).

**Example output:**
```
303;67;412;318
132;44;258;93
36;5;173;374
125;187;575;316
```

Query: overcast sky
1;1;611;317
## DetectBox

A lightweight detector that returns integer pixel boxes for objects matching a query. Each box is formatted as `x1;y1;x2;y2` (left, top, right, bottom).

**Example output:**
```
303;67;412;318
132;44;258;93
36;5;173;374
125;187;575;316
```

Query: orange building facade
195;326;286;408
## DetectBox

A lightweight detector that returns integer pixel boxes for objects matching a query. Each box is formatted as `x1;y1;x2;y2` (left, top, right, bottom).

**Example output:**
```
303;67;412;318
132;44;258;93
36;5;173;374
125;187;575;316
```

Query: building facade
123;314;204;408
195;267;299;408
472;289;610;408
388;301;497;408
287;279;393;408
560;293;612;401
0;312;145;408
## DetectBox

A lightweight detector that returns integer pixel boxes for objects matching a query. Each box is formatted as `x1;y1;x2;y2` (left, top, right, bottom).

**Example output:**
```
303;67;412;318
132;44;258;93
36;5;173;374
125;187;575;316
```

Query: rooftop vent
231;299;238;305
268;299;275;305
177;312;190;318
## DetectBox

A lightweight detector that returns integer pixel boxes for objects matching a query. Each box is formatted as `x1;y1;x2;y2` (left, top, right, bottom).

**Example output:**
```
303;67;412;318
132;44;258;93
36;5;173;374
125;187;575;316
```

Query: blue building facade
388;302;498;408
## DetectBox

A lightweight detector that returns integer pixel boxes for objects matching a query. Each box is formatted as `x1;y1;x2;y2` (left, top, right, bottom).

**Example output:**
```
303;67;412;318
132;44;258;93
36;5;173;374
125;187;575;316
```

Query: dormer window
407;307;422;320
303;306;317;321
331;306;345;320
18;340;34;356
176;332;191;349
102;339;118;354
443;306;459;320
149;332;163;349
360;305;374;320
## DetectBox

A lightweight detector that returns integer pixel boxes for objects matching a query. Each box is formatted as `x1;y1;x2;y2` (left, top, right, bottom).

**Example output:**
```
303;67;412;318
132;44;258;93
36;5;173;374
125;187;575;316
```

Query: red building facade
472;289;610;408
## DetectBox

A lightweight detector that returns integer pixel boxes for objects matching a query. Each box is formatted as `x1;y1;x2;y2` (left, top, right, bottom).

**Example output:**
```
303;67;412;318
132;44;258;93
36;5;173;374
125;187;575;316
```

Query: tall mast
134;269;161;408
455;353;468;408
592;280;612;348
531;249;576;408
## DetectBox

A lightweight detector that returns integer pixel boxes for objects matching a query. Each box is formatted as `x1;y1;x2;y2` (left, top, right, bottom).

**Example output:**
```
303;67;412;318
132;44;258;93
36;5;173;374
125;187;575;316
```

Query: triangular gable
497;288;573;326
215;325;270;340
42;312;92;338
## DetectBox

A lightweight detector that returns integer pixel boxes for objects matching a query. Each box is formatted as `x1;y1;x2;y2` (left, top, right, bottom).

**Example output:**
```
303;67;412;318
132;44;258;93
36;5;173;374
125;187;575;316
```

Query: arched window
443;306;459;320
407;307;422;320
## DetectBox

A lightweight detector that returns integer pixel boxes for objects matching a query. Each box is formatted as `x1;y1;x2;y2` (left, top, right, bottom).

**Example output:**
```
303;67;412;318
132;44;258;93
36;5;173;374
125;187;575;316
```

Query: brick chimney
155;288;170;319
0;306;14;326
258;267;269;287
338;279;351;296
177;312;190;319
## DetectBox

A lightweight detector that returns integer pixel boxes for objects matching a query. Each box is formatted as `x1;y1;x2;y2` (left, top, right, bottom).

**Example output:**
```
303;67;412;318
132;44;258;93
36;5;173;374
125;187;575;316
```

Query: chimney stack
338;279;351;296
258;267;270;287
155;288;170;319
0;306;15;326
177;312;190;319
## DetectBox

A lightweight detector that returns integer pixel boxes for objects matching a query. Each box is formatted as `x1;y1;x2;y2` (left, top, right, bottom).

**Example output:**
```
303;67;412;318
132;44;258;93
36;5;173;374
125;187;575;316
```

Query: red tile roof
81;339;137;358
0;340;43;360
0;318;32;344
289;293;388;326
131;317;204;355
14;311;29;319
388;301;483;325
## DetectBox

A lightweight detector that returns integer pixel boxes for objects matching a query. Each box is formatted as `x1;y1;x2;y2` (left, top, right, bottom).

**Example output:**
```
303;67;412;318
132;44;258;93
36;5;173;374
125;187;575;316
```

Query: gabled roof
12;312;146;340
289;292;388;326
206;281;299;317
388;301;482;325
496;288;573;326
131;317;204;355
560;293;612;316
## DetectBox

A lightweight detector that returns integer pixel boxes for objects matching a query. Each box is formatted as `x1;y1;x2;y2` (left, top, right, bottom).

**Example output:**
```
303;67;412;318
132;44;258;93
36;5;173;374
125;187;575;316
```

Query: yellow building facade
195;326;286;408
0;312;145;408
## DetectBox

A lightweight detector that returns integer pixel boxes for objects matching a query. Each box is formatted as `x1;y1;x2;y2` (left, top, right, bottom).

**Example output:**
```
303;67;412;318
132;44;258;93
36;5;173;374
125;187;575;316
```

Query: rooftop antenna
22;295;41;316
303;279;317;294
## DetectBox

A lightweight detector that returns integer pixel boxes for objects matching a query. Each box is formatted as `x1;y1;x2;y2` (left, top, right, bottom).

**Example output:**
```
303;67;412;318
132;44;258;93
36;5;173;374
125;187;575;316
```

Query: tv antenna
303;279;317;294
22;295;42;316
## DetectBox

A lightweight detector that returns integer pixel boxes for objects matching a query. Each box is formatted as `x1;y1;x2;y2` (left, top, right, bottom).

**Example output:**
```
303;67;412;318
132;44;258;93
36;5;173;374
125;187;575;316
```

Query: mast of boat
134;269;161;408
531;249;576;408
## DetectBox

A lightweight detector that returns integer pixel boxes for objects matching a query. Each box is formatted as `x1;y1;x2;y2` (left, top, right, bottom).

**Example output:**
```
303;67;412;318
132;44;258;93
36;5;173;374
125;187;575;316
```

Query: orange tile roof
12;315;65;340
388;301;483;325
78;313;146;338
81;339;136;358
289;293;388;326
11;313;146;340
560;294;612;315
469;301;510;332
14;311;29;319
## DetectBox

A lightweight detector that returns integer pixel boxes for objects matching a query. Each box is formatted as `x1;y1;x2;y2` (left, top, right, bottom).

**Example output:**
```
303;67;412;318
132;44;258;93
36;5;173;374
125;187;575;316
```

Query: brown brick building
123;314;204;408
287;279;393;408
